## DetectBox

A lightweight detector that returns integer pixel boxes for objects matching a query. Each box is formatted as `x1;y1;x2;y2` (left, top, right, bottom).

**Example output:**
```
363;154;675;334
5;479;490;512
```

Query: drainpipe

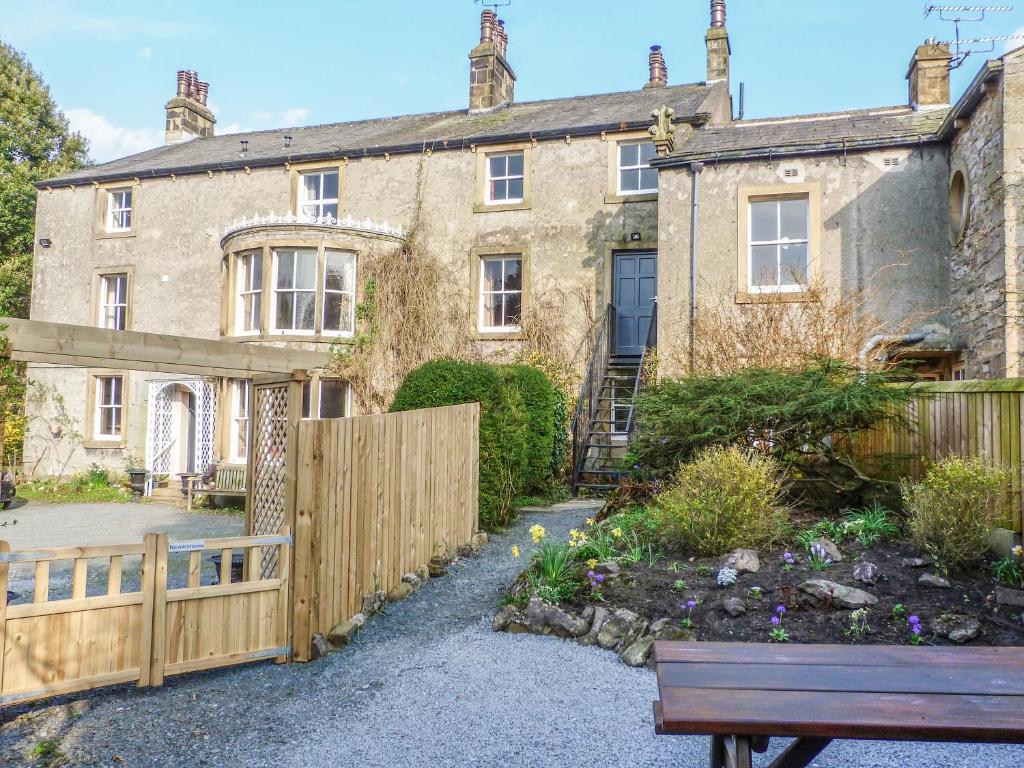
858;332;927;373
689;162;704;372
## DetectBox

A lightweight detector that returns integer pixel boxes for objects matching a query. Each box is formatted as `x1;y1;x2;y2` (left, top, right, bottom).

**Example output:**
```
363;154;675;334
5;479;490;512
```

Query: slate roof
42;83;722;187
658;105;950;165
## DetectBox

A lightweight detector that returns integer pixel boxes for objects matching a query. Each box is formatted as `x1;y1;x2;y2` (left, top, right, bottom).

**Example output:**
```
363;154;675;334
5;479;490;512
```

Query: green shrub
903;457;1011;568
528;540;578;602
654;445;790;556
390;359;528;531
499;364;557;491
631;358;915;502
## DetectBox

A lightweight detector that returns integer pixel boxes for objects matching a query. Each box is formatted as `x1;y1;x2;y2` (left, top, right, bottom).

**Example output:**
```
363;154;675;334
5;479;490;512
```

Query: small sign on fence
168;540;205;554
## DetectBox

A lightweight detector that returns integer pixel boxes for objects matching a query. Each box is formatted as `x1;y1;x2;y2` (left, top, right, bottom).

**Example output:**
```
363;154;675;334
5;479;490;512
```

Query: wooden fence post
138;533;156;688
149;533;169;687
292;420;315;663
276;525;291;663
0;540;9;692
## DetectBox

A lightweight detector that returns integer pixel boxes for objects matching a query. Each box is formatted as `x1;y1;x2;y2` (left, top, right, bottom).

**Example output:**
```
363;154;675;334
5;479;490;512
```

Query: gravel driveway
1;502;1021;767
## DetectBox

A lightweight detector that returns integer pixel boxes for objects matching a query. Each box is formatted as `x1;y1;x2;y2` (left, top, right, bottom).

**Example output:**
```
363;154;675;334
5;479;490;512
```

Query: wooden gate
0;530;290;707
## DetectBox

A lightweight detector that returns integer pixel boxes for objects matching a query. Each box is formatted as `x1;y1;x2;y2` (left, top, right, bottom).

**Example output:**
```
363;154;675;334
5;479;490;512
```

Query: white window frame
321;250;357;337
747;196;810;294
98;273;128;330
478;255;523;332
106;189;132;233
484;151;525;205
229;380;250;463
297;170;340;220
616;140;658;195
271;248;318;335
94;375;123;441
236;251;263;335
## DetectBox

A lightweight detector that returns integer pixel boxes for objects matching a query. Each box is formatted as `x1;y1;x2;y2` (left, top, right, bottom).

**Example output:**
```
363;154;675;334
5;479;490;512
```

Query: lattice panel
146;384;174;474
251;383;290;576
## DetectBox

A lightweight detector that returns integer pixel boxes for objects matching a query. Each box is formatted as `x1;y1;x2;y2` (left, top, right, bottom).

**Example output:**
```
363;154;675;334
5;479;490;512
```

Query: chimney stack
645;45;668;88
468;9;516;113
165;69;215;144
907;40;952;109
705;0;731;84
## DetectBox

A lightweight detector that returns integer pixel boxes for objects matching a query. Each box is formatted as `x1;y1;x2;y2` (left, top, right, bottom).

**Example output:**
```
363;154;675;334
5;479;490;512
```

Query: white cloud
138;47;152;60
248;108;311;128
65;108;164;163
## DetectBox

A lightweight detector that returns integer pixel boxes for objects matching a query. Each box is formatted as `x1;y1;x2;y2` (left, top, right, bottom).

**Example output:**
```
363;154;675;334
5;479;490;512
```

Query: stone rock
361;590;386;616
581;605;596;623
596;609;647;652
649;617;672;634
852;562;880;586
310;633;331;660
799;579;877;609
594;561;621;577
415;565;430;582
401;572;421;588
723;548;760;574
902;556;933;568
492;604;518;631
386;582;414;602
723;597;747;617
812;538;843;562
918;573;952;589
472;531;489;547
621;635;657;667
654;625;696;643
457;543;475;558
327;613;366;648
524;597;589;638
428;557;447;578
578;607;610;646
932;613;980;643
995;586;1024;608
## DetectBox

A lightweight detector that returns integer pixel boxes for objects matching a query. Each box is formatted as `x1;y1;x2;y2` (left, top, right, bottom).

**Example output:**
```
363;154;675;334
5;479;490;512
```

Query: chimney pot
196;81;209;106
166;68;215;144
497;19;507;56
480;8;496;42
710;0;727;28
646;45;668;88
176;70;188;97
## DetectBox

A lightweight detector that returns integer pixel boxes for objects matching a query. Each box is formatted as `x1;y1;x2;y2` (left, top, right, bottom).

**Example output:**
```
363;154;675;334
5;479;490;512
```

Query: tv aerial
924;5;1024;68
474;0;512;9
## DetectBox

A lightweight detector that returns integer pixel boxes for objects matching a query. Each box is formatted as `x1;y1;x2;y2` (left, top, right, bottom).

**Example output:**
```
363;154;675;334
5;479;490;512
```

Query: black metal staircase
571;302;657;492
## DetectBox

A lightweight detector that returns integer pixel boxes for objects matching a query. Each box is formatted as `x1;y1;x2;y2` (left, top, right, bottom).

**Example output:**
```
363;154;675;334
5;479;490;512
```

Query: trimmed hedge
389;360;525;530
499;364;557;492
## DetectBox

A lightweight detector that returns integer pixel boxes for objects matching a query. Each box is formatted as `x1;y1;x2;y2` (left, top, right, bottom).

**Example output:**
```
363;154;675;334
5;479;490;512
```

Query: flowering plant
529;524;547;544
769;604;789;642
680;599;697;629
568;528;589;548
716;567;738;587
782;550;795;572
844;608;871;639
992;544;1024;588
807;542;832;571
586;570;606;600
511;545;520;558
908;614;924;645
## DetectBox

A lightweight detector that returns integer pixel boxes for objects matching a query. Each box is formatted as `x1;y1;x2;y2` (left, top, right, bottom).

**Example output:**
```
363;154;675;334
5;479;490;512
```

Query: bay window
272;248;317;332
236;251;263;334
322;250;356;335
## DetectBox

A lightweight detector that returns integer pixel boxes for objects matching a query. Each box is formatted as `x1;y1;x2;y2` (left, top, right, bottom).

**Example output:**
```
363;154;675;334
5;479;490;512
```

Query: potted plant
123;455;147;500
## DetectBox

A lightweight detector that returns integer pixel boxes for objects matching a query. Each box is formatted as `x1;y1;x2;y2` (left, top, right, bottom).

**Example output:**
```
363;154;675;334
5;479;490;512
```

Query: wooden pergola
1;317;327;378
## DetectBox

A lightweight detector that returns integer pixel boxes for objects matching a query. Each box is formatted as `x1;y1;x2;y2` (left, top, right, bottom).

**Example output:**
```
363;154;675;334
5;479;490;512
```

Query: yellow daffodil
611;527;623;538
1013;544;1023;558
587;558;599;570
569;528;581;540
585;518;595;526
529;524;547;543
511;545;520;558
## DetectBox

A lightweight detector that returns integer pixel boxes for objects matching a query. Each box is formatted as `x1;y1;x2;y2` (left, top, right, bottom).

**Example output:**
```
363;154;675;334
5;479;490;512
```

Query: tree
0;40;88;318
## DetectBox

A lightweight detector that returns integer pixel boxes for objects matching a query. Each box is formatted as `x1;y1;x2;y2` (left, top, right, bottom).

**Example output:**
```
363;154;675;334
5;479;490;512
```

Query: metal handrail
625;300;658;438
571;304;614;483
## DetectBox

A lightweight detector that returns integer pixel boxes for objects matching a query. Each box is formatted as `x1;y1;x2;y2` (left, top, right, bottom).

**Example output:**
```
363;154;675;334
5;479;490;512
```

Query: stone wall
656;146;952;374
949;72;1008;378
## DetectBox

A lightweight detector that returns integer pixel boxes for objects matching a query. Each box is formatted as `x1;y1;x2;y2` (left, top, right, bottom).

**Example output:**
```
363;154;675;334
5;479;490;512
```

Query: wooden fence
0;529;290;707
840;380;1024;533
292;404;480;661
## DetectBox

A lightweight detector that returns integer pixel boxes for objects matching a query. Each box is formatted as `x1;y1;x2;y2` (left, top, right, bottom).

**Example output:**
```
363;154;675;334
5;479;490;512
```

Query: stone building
24;1;1024;482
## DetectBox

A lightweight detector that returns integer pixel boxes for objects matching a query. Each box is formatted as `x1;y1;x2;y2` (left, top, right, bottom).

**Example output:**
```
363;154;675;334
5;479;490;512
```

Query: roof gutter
652;133;944;168
37;112;713;190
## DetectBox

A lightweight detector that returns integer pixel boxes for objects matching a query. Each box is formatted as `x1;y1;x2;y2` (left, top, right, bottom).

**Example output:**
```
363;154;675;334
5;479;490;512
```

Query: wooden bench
186;464;247;512
653;641;1024;768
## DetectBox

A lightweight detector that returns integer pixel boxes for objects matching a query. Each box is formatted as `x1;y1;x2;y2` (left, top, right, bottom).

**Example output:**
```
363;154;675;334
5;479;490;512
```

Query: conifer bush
499;364;557;492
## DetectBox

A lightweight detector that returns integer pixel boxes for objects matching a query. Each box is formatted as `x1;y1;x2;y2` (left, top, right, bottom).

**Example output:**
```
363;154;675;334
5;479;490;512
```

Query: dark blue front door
613;252;657;358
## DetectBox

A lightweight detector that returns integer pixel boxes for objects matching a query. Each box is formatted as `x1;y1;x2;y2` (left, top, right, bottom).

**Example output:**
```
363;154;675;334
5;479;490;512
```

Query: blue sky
4;0;1023;162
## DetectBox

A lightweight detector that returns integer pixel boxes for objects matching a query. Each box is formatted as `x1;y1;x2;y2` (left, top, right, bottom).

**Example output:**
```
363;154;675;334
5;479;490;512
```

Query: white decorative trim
222;212;405;242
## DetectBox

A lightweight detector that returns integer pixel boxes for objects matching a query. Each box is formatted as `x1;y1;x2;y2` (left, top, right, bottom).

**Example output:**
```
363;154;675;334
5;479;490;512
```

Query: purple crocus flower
776;604;787;616
770;616;781;626
908;615;920;625
783;551;795;564
686;599;697;609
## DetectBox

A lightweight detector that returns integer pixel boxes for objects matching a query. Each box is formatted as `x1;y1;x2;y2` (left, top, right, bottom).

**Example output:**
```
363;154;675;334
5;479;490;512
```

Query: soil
563;538;1024;647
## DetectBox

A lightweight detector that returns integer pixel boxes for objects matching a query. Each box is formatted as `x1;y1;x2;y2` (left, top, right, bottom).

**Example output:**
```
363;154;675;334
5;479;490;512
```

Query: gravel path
1;502;1021;767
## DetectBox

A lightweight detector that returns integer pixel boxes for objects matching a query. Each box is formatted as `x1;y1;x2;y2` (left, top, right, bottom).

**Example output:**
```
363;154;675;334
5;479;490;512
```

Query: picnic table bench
653;641;1024;768
186;463;247;511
